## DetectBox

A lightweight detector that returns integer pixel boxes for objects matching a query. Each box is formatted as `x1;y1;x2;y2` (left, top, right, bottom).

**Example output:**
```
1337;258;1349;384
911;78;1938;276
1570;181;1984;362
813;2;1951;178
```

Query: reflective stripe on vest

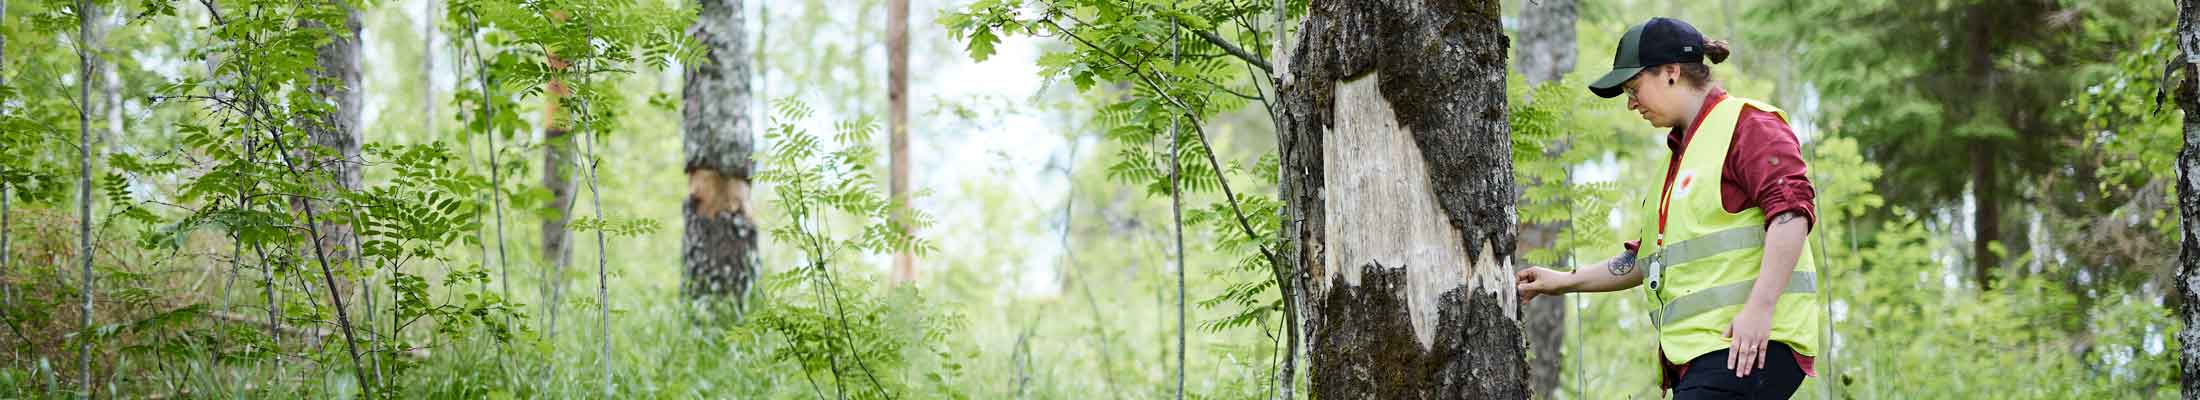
1643;225;1818;326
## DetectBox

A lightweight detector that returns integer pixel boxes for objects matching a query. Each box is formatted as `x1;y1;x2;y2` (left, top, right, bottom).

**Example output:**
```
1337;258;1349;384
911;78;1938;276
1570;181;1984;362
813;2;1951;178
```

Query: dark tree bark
2171;0;2199;397
1513;1;1575;397
1962;2;2003;290
1278;0;1527;397
682;0;759;306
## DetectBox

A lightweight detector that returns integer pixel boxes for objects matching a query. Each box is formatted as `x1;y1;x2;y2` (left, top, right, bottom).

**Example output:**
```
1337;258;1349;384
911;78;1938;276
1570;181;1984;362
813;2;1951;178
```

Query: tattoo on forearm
1609;249;1638;276
1772;212;1802;225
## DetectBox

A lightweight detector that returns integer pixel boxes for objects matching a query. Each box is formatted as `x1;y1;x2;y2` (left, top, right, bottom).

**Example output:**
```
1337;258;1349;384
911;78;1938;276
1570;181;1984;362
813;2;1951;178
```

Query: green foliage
944;0;1297;361
746;98;959;399
1509;75;1627;267
1749;0;2175;274
0;0;690;393
2070;23;2182;247
743;272;966;400
757;98;936;261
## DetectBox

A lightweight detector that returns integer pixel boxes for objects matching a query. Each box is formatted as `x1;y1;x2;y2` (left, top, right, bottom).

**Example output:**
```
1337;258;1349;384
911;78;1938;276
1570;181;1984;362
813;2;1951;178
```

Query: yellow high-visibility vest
1634;96;1821;369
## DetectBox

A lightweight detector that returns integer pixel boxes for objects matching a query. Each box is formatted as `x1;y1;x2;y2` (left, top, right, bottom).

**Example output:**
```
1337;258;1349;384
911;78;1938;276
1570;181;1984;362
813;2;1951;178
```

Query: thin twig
816;260;895;399
1193;29;1270;72
571;25;617;397
460;8;515;338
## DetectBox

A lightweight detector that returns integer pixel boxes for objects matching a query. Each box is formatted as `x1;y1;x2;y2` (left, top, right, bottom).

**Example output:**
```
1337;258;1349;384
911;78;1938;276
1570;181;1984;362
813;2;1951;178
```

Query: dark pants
1672;341;1806;400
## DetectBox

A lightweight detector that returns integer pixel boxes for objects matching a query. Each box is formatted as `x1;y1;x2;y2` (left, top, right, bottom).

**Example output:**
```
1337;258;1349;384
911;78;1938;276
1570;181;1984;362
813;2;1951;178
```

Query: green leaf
966;27;999;62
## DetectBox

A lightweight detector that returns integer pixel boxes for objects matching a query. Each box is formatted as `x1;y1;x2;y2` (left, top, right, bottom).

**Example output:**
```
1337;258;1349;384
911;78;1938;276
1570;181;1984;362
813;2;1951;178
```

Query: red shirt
1629;88;1820;385
1660;88;1818;231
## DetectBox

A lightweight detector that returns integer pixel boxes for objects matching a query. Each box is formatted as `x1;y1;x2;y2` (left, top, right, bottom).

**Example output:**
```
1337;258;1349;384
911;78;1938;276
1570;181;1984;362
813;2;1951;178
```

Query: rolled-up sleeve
1726;108;1817;231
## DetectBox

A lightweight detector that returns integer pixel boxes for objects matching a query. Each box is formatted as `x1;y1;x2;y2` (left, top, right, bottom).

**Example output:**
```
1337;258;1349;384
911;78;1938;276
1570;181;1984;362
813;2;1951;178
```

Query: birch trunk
683;0;759;307
2170;1;2200;397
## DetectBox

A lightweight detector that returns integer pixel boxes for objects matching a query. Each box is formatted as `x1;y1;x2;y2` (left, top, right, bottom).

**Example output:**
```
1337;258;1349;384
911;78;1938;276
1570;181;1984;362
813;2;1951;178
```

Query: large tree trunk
1513;0;1574;397
887;0;914;283
1278;1;1527;397
2171;0;2199;397
682;0;759;306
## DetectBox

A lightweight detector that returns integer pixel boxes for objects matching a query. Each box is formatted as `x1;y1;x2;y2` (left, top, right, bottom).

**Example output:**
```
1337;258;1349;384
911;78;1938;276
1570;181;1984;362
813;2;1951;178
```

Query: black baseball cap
1588;17;1708;98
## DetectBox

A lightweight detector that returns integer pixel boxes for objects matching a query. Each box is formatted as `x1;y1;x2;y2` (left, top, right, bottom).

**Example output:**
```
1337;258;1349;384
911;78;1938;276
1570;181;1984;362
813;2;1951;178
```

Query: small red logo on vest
1675;171;1697;197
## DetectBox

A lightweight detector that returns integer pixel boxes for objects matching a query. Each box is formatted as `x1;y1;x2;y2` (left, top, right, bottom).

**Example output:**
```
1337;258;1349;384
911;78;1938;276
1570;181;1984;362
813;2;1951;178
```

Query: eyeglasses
1621;71;1650;101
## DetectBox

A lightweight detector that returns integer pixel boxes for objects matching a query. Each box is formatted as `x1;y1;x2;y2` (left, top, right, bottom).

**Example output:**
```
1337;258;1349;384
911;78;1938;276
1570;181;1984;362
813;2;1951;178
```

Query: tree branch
1195;29;1271;72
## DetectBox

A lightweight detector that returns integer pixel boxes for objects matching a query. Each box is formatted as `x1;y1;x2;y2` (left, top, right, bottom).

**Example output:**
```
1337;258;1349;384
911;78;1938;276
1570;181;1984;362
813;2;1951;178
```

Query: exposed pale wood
682;0;759;303
1321;76;1511;347
1279;1;1526;396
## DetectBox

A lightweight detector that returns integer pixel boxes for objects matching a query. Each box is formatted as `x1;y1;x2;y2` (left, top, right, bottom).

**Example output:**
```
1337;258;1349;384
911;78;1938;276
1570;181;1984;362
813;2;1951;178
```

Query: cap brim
1587;67;1644;98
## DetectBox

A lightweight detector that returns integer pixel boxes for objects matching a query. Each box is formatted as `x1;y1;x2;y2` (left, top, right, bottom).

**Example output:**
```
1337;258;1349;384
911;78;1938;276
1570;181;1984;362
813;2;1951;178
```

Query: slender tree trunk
1278;1;1527;397
542;53;575;298
887;0;914;283
100;12;121;149
569;49;614;395
2;0;13;315
1972;144;1999;289
2;165;9;313
1513;1;1574;397
1963;4;2000;291
1169;23;1186;400
74;0;97;392
422;0;435;138
300;1;374;391
304;1;364;296
411;1;435;365
683;0;759;307
460;10;515;334
2169;1;2199;397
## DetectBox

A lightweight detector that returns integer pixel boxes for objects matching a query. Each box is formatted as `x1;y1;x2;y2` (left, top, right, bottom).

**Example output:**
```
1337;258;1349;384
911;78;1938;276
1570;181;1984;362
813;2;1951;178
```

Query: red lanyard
1655;159;1679;247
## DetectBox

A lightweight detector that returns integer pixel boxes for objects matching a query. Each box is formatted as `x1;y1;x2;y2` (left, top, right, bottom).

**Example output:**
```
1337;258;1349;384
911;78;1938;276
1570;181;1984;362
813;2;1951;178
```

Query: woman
1514;17;1821;399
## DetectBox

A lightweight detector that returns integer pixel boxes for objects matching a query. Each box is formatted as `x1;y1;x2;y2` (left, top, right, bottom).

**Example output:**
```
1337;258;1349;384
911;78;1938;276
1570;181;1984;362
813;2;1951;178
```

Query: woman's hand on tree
1514;267;1571;304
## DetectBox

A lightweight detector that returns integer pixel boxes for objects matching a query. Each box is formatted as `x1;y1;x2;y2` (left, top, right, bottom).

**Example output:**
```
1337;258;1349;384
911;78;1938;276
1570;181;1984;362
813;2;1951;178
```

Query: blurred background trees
0;0;2186;398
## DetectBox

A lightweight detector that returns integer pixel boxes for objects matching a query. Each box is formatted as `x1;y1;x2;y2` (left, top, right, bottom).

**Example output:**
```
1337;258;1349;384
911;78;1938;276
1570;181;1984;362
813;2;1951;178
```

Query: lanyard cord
1655;155;1683;247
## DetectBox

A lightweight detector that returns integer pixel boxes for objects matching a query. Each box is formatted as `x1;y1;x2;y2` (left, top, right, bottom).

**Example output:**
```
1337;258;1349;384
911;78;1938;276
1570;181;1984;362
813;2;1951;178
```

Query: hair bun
1704;40;1732;64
